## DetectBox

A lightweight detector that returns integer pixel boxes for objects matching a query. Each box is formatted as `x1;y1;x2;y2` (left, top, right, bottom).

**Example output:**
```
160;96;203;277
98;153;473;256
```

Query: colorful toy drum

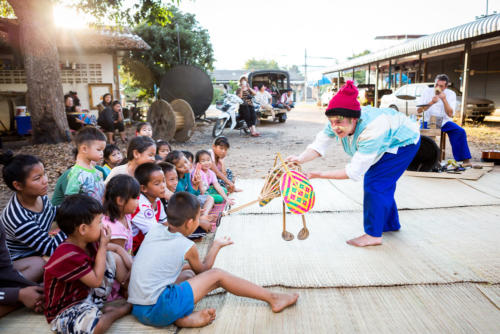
280;170;315;214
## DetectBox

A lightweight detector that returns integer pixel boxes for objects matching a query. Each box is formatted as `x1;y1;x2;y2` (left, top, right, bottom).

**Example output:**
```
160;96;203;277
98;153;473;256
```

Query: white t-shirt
104;163;130;185
417;87;456;127
255;91;272;106
128;224;194;305
130;193;167;237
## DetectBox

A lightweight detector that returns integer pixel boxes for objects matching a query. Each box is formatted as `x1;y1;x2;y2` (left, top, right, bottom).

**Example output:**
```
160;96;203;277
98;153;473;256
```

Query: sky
178;0;500;76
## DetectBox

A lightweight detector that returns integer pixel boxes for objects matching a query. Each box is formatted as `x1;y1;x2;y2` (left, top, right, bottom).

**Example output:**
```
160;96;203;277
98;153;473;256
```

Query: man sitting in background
417;74;472;166
277;90;294;111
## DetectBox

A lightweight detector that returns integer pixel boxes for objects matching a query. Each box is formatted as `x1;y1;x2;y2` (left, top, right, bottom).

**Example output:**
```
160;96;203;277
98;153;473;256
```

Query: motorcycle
212;92;251;137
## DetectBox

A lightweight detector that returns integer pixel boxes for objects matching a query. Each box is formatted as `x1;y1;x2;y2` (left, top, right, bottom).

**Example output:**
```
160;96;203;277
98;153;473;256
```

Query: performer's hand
438;92;446;101
286;155;301;164
306;171;320;179
214;236;233;248
431;96;439;104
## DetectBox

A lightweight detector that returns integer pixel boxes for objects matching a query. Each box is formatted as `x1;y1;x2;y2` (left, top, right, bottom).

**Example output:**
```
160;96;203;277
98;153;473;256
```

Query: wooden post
388;60;392;89
374;63;379;107
459;42;471;126
417;53;422;83
367;65;371;84
112;51;120;102
352;68;355;82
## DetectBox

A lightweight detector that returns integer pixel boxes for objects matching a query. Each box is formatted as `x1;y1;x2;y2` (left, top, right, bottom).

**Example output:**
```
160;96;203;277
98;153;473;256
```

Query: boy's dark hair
182;150;194;162
74;127;106;147
134;162;163;186
166;192;200;227
126;136;156;161
213;136;230;148
435;74;449;85
64;94;72;103
104;144;120;161
195;150;211;164
165;150;185;165
104;174;140;222
57;194;104;235
136;122;151;133
0;151;43;191
156;140;172;154
158;162;176;174
111;100;121;108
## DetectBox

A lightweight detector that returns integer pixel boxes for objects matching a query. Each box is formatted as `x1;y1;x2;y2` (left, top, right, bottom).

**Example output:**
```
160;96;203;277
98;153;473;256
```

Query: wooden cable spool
147;98;195;142
170;99;195;142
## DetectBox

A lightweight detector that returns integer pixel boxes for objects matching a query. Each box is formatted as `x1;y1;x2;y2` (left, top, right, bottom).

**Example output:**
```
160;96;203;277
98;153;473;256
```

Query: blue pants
441;122;471;161
363;141;420;237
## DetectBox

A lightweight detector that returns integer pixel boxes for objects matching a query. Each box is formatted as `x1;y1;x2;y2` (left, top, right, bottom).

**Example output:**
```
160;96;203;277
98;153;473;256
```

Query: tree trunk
8;0;70;144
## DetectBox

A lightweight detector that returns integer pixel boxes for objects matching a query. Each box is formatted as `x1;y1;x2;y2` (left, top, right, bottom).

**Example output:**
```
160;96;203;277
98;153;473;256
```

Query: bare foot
174;309;216;328
346;234;382;247
269;292;299;313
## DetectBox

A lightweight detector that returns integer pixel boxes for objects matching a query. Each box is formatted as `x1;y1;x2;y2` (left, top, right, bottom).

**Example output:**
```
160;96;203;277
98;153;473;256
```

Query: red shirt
43;242;97;322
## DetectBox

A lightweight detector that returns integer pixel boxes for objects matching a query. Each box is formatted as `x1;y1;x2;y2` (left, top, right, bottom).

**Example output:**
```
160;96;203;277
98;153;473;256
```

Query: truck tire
278;114;287;123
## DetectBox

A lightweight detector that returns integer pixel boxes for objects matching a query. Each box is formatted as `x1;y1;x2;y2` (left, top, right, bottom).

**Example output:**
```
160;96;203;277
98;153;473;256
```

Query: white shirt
128;224;194;305
104;163;129;184
280;93;293;104
130;193;167;237
255;91;272;106
417;87;456;127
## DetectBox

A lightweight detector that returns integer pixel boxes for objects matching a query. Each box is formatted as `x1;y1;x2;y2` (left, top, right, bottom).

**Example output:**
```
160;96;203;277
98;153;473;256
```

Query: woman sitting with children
0;152;67;283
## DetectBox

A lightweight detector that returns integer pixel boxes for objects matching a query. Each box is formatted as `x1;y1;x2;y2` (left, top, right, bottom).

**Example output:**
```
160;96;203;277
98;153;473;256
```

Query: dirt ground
0;104;499;207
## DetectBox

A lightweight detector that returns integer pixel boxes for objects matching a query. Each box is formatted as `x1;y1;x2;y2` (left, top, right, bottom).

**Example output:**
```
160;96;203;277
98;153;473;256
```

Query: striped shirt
308;106;420;181
44;242;97;322
0;194;66;260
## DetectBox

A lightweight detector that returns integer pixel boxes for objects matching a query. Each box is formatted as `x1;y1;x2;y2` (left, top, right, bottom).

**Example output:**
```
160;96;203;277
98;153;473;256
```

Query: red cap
325;80;361;118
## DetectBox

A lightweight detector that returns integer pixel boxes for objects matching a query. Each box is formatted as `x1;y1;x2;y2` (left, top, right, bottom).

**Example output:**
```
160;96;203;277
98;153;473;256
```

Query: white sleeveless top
128;224;194;305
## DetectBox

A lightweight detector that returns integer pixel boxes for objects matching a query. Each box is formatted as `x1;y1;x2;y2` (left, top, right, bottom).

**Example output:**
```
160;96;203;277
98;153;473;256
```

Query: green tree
121;6;214;99
0;0;177;143
347;49;371;60
244;58;280;70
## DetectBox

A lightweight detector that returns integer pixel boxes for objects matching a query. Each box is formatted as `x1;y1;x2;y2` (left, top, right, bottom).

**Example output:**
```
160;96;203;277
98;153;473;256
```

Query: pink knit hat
325;80;361;118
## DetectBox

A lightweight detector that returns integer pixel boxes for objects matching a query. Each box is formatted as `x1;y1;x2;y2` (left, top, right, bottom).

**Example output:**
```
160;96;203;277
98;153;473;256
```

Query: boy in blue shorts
128;192;299;328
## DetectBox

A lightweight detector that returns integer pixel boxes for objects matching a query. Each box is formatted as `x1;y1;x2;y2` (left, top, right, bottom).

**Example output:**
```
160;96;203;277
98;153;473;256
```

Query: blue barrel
15;115;32;135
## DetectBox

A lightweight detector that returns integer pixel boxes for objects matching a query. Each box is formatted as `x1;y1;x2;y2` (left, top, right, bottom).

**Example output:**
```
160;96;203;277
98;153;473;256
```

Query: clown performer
287;81;421;247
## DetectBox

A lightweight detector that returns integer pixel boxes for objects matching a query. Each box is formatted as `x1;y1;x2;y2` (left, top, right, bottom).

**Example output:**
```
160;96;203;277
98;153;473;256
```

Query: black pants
239;104;256;127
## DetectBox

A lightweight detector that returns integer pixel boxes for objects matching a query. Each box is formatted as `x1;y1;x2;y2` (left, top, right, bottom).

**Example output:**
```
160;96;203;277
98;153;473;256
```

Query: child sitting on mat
130;163;167;254
156;140;172;161
166;151;214;234
101;144;123;180
209;137;241;193
128;192;298;328
44;195;131;334
194;150;235;205
136;122;152;137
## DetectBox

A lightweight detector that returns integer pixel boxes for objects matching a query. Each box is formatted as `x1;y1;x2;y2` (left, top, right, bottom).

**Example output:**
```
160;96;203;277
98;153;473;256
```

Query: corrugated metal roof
324;14;500;74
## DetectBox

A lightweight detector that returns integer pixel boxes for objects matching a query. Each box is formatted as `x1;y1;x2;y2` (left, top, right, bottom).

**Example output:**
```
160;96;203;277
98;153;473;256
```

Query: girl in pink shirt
194;150;235;205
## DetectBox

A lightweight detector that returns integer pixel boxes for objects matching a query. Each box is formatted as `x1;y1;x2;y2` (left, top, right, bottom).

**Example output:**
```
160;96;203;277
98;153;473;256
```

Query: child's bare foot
174;309;216;328
346;234;382;247
102;300;132;316
269;292;299;313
